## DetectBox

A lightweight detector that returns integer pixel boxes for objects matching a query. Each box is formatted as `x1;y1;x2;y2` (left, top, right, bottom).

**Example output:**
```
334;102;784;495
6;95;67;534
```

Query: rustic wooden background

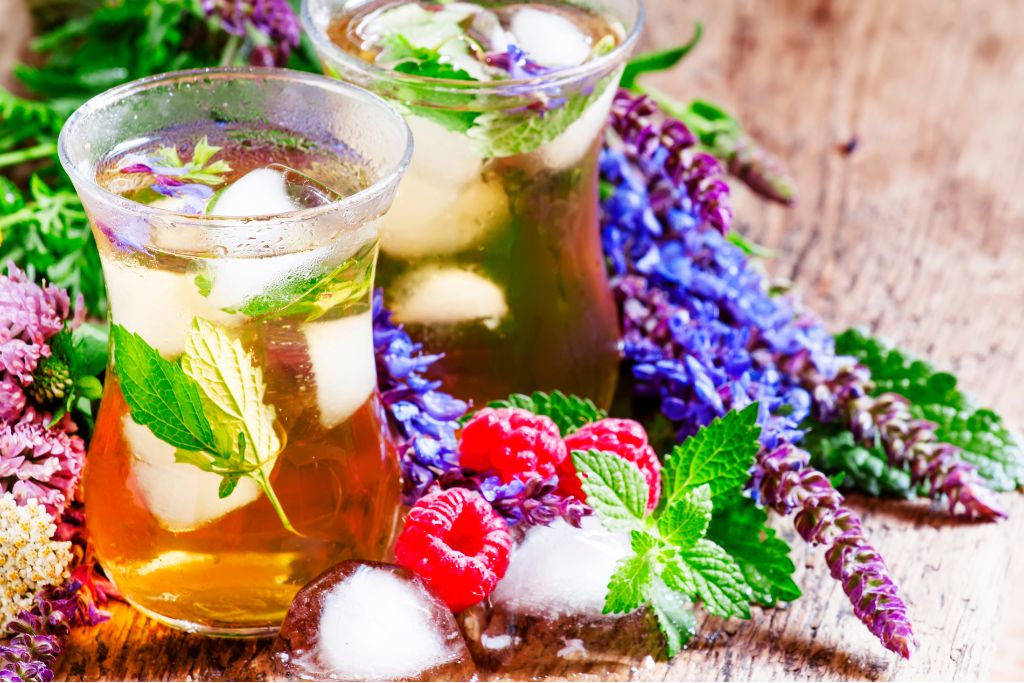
4;0;1022;680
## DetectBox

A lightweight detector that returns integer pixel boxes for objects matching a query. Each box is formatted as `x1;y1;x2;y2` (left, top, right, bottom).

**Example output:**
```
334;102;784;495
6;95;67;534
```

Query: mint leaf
706;492;801;605
111;324;217;453
647;579;697;657
813;328;1024;493
657;484;712;549
488;390;607;435
572;449;648;532
194;271;213;298
631;529;658;554
466;76;614;158
661;403;761;503
621;22;703;90
604;553;652;614
675;539;752;619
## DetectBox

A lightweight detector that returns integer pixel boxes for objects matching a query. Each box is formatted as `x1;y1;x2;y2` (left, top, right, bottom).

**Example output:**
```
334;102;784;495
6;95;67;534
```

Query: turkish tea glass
58;68;412;635
303;0;643;409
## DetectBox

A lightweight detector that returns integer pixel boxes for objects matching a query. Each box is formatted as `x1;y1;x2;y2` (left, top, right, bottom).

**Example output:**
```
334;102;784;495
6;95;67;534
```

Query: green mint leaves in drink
111;320;299;535
573;403;799;656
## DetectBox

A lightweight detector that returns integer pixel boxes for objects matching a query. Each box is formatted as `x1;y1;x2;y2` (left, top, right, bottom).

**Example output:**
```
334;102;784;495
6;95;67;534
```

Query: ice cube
390;267;508;328
103;256;242;357
207;165;338;217
510;7;593;68
382;116;507;259
491;516;631;618
532;78;618;172
458;517;662;673
302;311;377;429
124;416;265;532
273;561;475;681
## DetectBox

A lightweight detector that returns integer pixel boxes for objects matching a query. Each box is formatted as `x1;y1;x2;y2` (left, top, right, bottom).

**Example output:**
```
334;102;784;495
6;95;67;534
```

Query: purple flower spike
202;0;301;66
752;443;917;659
0;581;87;683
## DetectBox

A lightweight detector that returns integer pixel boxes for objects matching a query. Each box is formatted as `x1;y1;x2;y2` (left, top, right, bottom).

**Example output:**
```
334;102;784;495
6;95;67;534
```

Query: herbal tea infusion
305;0;643;408
58;69;412;635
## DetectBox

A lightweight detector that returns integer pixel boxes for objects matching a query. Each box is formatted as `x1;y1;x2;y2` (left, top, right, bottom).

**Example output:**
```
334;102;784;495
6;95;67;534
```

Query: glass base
125;597;280;638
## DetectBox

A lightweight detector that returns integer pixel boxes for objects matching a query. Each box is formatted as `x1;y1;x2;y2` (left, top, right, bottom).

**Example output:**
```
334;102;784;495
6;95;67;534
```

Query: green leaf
604;553;652;614
488;390;607;435
194;271;214;298
631;529;659;554
675;539;752;619
661;404;761;503
111;324;217;453
726;231;777;259
70;321;109;378
466;76;615;158
572;449;648;532
657;484;712;549
705;492;801;605
804;423;914;497
646;578;697;657
74;376;104;400
621;22;703;90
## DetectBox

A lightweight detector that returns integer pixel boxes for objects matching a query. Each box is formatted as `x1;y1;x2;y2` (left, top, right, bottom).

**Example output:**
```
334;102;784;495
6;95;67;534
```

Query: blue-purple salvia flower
602;90;916;658
0;581;88;683
201;0;302;66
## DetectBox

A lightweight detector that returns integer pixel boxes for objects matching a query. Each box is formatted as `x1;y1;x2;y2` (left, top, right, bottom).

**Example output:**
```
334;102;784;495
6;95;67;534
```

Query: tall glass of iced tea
58;68;412;635
303;0;643;408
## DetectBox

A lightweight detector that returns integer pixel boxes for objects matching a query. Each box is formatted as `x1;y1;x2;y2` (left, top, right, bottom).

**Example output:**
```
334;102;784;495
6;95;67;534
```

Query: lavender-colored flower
201;0;302;67
0;409;86;520
485;45;550;79
750;443;916;658
0;264;76;384
0;581;85;683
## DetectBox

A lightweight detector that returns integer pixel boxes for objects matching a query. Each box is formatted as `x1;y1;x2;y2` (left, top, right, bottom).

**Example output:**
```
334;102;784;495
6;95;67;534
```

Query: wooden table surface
6;0;1021;680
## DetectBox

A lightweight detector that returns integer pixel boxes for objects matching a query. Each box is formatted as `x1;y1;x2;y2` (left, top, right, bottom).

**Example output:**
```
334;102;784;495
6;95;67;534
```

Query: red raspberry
558;418;662;510
458;407;568;483
394;487;512;612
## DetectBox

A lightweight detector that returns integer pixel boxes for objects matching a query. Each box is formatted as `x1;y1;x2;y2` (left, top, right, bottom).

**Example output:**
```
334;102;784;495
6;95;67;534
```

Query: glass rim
301;0;645;96
57;66;414;227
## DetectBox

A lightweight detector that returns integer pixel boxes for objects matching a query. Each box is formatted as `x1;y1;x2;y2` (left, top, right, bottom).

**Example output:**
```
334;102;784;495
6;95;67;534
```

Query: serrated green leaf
646;578;696;657
705;492;801;605
604;553;651;614
631;529;659;554
572;449;648;532
111;324;217;453
466;75;615;158
488;390;607;435
676;539;752;619
662;404;761;503
657;484;712;549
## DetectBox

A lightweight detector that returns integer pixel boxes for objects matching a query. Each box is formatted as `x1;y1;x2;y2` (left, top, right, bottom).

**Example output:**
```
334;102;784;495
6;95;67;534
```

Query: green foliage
111;320;299;533
620;22;703;90
487;390;607;435
805;328;1024;495
574;407;799;657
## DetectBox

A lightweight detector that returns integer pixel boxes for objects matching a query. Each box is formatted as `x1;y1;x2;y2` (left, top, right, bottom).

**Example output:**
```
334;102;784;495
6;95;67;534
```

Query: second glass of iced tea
58;68;412;635
304;0;643;408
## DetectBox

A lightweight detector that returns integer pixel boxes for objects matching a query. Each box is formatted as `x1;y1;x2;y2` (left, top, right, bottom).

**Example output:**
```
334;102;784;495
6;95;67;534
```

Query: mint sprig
573;404;799;656
112;320;299;534
806;328;1024;494
150;136;232;185
487;389;607;435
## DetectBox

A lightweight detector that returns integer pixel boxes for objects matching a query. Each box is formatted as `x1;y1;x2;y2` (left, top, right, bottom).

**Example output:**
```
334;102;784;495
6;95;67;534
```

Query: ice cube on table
391;267;508;328
124;416;265;532
510;7;593;68
207;165;338;217
302;311;377;429
273;561;474;681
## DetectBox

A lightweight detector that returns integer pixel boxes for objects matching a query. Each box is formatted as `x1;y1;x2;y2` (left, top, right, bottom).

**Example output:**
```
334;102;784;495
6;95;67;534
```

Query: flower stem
253;470;304;537
219;34;242;67
0;142;58;169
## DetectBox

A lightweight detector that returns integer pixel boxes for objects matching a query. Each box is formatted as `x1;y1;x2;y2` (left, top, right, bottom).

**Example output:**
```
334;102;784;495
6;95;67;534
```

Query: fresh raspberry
558;418;662;510
458;407;568;483
394;487;512;612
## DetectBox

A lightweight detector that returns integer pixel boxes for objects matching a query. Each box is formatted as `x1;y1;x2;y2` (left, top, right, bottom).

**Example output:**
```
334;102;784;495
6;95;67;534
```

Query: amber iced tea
57;70;412;634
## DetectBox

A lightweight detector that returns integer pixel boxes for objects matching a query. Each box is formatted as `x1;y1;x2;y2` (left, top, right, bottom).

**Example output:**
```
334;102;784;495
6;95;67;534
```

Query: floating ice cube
302;311;377;429
533;78;618;172
511;7;593;68
207;164;338;217
382;116;507;259
103;256;242;357
491;516;631;618
390;267;508;328
125;416;265;532
273;561;474;681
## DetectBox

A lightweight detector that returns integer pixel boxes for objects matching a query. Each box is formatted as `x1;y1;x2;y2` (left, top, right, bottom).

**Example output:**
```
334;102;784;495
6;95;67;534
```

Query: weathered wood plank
24;0;1024;679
